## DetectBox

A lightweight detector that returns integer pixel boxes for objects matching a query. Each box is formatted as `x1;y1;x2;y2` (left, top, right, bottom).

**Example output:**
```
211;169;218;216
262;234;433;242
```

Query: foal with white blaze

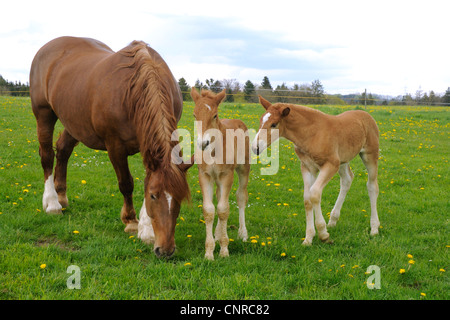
191;88;250;260
252;97;380;245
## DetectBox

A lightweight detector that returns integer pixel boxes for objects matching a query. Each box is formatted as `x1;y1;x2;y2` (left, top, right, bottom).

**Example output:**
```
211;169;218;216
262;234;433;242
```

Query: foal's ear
259;96;272;110
190;87;200;102
215;89;226;104
178;154;195;172
281;106;290;117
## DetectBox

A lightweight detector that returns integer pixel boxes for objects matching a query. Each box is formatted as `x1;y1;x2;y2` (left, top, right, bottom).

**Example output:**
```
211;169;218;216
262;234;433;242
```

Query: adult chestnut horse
252;97;380;245
30;36;193;257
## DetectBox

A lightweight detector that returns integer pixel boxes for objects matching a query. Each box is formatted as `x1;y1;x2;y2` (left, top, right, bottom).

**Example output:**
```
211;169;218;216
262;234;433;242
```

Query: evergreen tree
261;76;272;90
178;77;190;101
442;87;450;104
243;80;257;102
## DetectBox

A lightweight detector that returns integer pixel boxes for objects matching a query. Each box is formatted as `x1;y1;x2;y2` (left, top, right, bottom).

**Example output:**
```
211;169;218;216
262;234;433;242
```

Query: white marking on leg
43;174;62;214
138;199;155;244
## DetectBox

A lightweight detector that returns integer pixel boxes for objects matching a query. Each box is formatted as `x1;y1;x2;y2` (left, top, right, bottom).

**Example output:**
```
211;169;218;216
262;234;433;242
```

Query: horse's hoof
124;221;139;234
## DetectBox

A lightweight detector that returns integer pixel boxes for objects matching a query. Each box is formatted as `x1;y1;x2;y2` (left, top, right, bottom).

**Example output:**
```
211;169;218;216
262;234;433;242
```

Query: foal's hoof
321;237;334;244
124;221;139;234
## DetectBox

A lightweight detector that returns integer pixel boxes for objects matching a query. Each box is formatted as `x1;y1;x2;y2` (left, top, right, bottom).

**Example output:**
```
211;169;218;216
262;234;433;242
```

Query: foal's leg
360;152;380;236
309;162;339;243
34;107;61;214
235;164;250;241
106;144;138;233
54;129;78;208
199;171;215;260
328;163;354;228
215;172;234;257
300;163;317;245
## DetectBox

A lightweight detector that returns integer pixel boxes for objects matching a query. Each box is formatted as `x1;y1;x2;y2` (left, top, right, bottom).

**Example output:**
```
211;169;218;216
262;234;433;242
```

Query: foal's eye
213;114;218;119
271;123;277;128
150;194;157;200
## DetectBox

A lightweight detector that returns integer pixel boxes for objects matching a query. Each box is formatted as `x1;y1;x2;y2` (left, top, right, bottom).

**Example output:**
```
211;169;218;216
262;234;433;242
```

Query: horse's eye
150;194;157;200
271;123;277;128
213;114;218;119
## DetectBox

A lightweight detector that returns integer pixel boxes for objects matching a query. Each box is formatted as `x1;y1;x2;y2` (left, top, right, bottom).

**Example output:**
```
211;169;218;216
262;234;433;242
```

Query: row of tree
0;75;30;96
179;76;327;104
2;73;449;106
180;76;450;106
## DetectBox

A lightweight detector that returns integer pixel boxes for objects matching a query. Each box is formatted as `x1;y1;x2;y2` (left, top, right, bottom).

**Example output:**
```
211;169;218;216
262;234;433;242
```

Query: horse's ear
281;106;290;117
215;89;226;104
190;87;200;102
178;154;195;172
259;96;272;110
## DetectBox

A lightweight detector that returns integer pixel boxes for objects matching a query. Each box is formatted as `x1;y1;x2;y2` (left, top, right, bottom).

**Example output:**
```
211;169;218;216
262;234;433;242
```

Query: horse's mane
119;41;190;202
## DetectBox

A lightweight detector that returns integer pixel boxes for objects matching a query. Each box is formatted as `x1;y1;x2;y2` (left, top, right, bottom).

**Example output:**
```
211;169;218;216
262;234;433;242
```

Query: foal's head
145;159;194;258
190;87;226;150
252;96;290;155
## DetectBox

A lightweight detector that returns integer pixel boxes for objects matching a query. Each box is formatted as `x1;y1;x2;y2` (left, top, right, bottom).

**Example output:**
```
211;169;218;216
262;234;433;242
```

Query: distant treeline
0;75;30;96
179;76;450;106
2;73;449;106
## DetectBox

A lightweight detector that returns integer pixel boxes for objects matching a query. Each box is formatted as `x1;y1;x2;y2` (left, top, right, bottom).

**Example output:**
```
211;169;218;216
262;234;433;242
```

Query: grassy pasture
0;96;448;300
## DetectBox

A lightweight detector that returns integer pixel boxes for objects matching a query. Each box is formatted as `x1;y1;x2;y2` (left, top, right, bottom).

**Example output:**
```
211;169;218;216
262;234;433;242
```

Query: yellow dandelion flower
318;259;323;263
81;180;87;184
251;239;257;244
280;252;286;257
261;242;266;246
439;268;445;272
420;292;426;297
399;269;406;274
73;230;80;234
407;254;413;258
408;260;415;265
184;262;192;267
40;264;46;269
187;235;192;238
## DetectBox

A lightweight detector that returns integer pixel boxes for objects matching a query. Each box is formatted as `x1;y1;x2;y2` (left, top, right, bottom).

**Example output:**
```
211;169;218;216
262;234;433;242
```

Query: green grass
0;96;448;300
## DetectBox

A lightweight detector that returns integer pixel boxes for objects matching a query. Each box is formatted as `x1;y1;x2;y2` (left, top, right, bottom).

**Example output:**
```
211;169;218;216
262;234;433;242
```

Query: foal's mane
119;41;189;202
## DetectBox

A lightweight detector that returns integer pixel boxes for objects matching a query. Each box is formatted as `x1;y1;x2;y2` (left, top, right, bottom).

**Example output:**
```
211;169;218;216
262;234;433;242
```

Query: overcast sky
1;0;449;96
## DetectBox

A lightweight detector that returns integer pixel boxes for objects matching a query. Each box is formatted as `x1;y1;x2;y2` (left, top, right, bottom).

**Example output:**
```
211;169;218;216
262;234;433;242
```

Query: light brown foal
252;96;380;245
191;88;250;260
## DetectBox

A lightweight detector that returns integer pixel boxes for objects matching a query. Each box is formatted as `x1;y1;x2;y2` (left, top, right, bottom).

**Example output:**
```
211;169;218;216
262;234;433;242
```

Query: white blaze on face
205;104;211;111
138;198;155;244
165;191;172;211
252;112;271;152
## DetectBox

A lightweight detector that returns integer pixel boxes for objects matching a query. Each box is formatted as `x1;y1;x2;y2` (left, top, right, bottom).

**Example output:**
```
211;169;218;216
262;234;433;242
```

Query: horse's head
190;87;226;150
145;159;194;258
252;96;290;155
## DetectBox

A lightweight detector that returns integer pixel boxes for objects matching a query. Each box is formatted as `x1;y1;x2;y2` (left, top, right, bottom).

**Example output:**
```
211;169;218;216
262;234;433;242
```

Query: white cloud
1;0;449;96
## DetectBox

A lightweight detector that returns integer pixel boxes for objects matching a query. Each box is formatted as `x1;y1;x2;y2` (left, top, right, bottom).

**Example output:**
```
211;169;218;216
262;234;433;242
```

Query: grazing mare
30;36;193;257
252;96;380;245
191;88;250;260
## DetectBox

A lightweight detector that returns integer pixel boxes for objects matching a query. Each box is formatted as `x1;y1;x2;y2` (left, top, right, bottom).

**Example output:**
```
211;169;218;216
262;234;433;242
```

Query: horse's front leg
309;162;339;243
216;173;234;258
107;144;138;234
199;170;215;260
300;163;317;245
54;129;78;208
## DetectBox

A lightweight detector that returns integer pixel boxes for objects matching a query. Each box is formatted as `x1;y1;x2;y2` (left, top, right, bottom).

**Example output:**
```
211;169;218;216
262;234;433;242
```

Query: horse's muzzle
154;246;176;259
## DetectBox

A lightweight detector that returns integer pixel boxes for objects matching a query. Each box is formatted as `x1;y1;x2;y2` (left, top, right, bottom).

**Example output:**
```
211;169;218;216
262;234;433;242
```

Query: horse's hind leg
34;106;61;214
54;129;78;208
360;150;380;236
328;163;354;228
106;144;139;234
235;163;249;241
